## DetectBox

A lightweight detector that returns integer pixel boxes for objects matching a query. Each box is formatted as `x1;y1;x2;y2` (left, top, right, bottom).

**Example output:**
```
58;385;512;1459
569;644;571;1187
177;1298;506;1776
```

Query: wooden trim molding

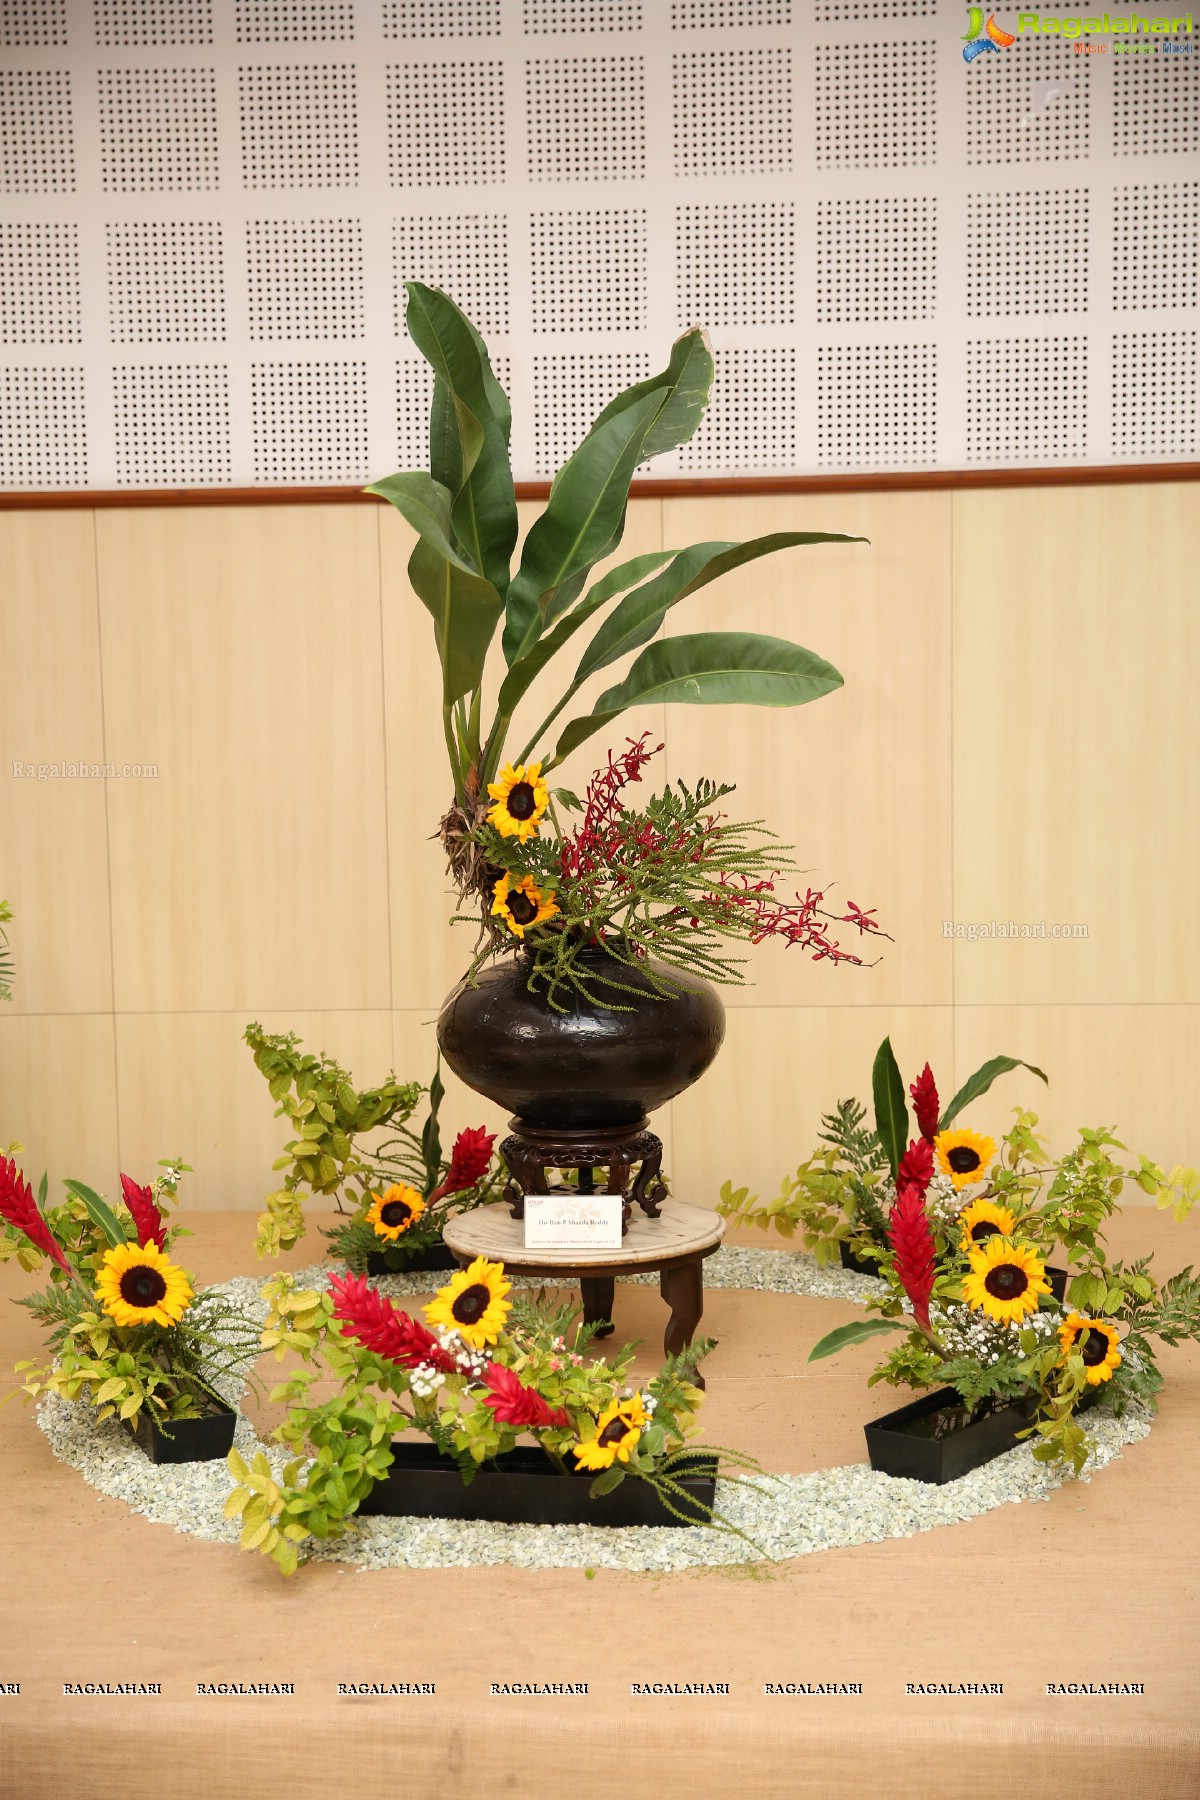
0;461;1196;508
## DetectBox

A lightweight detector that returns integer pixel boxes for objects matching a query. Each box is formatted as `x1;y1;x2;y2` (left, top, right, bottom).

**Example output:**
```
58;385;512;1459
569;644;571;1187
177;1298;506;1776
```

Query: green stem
517;681;580;768
443;704;467;804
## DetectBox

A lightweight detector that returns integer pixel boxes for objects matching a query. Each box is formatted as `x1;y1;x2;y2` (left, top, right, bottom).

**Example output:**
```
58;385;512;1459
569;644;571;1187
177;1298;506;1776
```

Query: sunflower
573;1396;648;1472
486;762;550;843
1058;1313;1123;1385
959;1197;1018;1253
935;1127;997;1190
366;1184;426;1242
95;1240;193;1328
424;1256;511;1349
491;872;558;939
962;1237;1050;1325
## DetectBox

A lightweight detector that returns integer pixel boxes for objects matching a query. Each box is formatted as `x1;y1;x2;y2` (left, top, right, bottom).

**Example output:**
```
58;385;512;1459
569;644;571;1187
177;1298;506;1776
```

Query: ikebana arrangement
226;1259;752;1575
0;1155;261;1463
719;1038;1049;1275
245;1025;500;1268
728;1045;1200;1483
370;285;883;1212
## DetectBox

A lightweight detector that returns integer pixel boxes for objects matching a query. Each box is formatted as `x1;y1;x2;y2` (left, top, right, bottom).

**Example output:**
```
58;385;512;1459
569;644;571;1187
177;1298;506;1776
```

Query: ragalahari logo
963;8;1017;58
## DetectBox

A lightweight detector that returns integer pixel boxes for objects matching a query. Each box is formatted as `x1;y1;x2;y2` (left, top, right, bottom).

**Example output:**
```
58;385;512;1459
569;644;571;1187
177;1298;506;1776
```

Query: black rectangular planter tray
359;1440;718;1527
123;1396;237;1465
839;1239;882;1278
366;1243;459;1276
865;1383;1100;1485
1046;1264;1069;1302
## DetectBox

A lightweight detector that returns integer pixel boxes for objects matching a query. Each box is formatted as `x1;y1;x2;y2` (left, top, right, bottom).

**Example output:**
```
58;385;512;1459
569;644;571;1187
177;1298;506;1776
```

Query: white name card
523;1194;624;1250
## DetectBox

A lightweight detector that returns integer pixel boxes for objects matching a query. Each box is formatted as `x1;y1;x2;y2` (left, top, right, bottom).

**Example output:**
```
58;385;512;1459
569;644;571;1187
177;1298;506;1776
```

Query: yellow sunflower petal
424;1255;511;1349
365;1184;426;1242
961;1237;1049;1324
935;1127;998;1191
95;1240;193;1329
958;1196;1018;1253
485;763;550;844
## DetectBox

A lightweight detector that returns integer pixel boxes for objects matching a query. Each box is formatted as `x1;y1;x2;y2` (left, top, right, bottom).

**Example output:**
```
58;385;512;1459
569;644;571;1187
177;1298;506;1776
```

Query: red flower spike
887;1185;936;1334
327;1272;457;1373
0;1157;74;1277
428;1126;495;1205
119;1172;166;1250
909;1064;940;1144
481;1361;570;1429
896;1137;934;1199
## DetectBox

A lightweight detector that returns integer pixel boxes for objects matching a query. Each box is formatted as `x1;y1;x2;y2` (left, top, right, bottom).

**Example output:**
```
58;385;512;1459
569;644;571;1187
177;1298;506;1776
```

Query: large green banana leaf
366;472;504;705
550;631;844;767
405;283;517;597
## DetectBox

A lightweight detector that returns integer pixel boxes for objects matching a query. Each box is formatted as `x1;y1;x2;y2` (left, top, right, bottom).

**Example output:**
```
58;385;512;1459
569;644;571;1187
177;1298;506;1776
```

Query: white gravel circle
34;1247;1152;1573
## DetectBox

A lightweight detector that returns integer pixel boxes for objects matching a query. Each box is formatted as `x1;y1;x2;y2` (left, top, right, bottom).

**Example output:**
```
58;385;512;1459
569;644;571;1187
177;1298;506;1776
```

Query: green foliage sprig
0;901;13;1003
245;1024;422;1257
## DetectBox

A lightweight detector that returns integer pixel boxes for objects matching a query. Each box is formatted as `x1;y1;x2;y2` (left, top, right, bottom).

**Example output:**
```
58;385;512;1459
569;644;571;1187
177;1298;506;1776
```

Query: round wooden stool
442;1200;726;1388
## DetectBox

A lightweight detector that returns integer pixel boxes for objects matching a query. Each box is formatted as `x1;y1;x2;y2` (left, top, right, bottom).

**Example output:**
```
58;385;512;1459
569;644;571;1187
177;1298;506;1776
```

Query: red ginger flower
119;1173;166;1250
0;1156;73;1277
909;1064;940;1144
887;1183;936;1334
481;1361;569;1429
327;1272;457;1373
428;1127;495;1204
896;1136;934;1199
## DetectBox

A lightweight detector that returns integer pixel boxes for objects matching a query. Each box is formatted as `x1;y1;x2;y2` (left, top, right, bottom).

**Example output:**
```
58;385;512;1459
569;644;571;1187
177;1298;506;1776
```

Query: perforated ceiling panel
0;0;1194;486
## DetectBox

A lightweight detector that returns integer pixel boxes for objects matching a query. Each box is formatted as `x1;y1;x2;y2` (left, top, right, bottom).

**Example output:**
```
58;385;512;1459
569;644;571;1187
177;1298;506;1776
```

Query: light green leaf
63;1178;130;1248
550;631;843;766
938;1057;1048;1131
871;1038;908;1181
574;532;865;685
807;1319;907;1362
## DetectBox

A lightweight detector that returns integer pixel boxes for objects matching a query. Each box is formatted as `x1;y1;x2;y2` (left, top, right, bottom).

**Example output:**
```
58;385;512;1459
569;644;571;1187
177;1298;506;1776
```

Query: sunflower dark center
506;889;538;926
505;781;537;821
970;1220;1002;1243
948;1146;983;1174
119;1266;167;1307
380;1199;412;1229
984;1264;1028;1300
1082;1327;1111;1366
451;1283;491;1326
598;1417;631;1448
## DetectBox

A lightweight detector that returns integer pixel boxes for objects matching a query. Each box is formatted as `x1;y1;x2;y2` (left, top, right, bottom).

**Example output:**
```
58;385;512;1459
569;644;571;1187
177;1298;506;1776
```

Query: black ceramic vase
436;947;726;1130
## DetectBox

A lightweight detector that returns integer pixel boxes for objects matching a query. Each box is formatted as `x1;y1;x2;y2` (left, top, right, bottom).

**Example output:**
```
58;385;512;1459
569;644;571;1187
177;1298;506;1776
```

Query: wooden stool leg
659;1258;706;1389
580;1275;616;1340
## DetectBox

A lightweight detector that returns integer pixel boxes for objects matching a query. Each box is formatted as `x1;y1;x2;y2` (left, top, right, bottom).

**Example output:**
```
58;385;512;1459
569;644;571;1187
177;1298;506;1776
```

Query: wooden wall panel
0;1015;119;1191
114;1009;396;1216
2;489;1196;1205
660;493;954;1011
669;1005;955;1212
96;507;391;1014
953;1004;1200;1180
952;485;1200;1007
0;513;113;1015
